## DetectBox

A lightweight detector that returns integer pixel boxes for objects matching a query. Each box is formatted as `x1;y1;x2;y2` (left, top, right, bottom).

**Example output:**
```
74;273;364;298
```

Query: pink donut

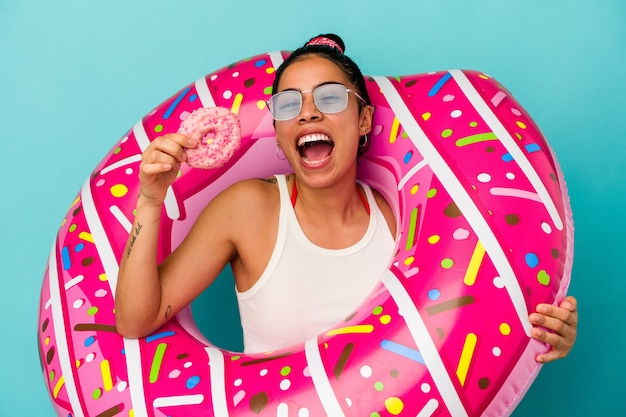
178;106;241;169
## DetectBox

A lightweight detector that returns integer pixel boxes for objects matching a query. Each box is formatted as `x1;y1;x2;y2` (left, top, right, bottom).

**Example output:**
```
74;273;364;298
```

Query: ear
359;105;374;135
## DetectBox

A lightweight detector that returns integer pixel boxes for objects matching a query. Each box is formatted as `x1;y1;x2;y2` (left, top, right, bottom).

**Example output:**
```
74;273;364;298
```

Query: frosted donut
179;106;241;169
38;50;573;417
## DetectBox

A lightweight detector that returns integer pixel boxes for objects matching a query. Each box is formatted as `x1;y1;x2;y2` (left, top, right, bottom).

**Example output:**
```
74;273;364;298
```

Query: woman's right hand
139;133;198;204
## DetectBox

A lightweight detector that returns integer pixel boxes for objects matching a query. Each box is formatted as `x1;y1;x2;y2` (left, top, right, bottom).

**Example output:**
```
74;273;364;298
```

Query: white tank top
236;174;395;353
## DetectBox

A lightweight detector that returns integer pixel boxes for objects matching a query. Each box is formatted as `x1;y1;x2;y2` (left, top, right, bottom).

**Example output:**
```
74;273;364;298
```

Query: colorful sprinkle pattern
38;51;573;417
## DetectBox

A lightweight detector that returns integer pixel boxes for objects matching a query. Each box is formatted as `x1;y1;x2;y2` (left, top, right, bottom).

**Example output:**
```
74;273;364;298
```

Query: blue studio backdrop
1;1;624;415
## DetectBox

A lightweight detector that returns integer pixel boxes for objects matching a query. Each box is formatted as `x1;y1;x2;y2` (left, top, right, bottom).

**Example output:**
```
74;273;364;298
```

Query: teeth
297;133;331;147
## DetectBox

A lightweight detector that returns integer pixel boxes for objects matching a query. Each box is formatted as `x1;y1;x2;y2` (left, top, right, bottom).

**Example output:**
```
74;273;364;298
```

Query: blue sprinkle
404;150;413;164
525;253;539;268
525;143;541;153
164;87;191;120
428;72;452;97
501;153;514;162
61;246;71;270
186;375;201;389
75;243;85;253
255;59;267;67
381;340;425;364
189;93;198;102
84;336;96;347
146;330;176;343
428;289;441;301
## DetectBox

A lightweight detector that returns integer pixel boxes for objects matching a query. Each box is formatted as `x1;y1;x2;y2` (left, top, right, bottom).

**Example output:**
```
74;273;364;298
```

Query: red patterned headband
305;36;344;54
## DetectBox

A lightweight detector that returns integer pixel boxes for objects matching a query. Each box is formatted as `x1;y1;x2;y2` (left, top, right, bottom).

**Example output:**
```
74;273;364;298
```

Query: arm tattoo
164;305;172;319
126;222;143;257
256;177;277;184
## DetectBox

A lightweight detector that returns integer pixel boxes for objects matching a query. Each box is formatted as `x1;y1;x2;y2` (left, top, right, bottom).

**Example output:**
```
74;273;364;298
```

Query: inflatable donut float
37;50;573;417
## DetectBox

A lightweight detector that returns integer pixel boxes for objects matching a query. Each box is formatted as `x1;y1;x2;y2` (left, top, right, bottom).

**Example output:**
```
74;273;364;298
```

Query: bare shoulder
220;177;280;209
199;177;280;229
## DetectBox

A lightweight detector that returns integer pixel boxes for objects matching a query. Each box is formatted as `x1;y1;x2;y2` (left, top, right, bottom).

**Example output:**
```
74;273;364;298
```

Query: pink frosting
179;106;241;169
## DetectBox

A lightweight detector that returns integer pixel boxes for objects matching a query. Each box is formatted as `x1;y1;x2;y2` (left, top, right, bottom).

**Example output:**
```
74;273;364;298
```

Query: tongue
302;142;333;162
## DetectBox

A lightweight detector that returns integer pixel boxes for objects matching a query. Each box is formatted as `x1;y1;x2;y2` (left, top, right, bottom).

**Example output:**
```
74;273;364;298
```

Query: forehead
276;55;349;91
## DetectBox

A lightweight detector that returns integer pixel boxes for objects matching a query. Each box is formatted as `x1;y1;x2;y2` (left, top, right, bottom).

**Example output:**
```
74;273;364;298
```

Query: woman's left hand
529;295;578;363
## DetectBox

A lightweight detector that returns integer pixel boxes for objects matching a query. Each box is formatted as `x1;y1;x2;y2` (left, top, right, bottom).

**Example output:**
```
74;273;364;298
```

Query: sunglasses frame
267;83;366;121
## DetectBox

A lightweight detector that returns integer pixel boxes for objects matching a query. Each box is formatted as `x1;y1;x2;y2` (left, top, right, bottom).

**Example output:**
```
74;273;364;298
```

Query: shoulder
202;176;281;222
222;176;280;206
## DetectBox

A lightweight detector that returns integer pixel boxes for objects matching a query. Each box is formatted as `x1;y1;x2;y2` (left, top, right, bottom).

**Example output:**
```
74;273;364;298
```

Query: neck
290;174;369;218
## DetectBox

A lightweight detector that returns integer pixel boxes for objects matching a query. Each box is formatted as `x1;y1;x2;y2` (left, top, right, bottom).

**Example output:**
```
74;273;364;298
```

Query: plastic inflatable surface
38;50;573;417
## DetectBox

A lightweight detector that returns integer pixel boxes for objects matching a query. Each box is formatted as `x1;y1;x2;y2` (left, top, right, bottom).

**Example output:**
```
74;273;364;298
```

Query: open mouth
297;133;334;165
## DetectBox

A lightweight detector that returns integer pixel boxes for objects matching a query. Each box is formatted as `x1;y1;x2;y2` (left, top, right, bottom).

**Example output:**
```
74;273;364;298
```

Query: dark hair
271;34;371;109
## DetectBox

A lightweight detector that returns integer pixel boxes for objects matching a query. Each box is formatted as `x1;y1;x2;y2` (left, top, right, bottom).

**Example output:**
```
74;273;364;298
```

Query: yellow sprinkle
256;100;266;110
78;231;93;243
500;323;511;336
69;196;81;209
463;241;485;286
99;273;108;282
410;184;419;195
516;121;527;129
428;235;440;244
404;256;415;266
110;184;129;198
422;112;431;121
53;375;65;399
231;92;244;115
45;336;50;345
379;315;392;325
101;360;113;392
456;333;478;386
326;324;374;336
266;67;275;74
385;397;405;415
389;117;400;143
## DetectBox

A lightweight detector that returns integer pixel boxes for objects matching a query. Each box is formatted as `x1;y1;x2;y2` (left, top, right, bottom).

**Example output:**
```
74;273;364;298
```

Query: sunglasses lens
269;91;302;120
314;84;348;114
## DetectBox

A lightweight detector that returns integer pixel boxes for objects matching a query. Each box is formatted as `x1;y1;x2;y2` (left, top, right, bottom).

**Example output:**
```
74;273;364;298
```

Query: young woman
115;34;577;362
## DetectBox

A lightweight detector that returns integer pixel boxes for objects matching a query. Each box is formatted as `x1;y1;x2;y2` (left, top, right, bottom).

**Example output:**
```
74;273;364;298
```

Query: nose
298;91;322;122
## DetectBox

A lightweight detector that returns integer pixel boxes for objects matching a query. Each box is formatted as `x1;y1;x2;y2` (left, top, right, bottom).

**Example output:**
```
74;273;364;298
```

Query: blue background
1;0;624;415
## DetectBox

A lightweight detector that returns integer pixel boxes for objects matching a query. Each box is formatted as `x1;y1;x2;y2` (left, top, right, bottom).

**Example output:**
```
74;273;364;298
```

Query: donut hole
175;144;399;353
190;265;244;351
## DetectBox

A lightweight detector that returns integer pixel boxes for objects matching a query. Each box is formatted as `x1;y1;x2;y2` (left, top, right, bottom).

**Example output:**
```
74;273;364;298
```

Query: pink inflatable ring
38;50;573;417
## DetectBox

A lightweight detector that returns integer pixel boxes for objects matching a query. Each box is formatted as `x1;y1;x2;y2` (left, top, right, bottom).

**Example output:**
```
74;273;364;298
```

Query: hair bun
305;34;345;54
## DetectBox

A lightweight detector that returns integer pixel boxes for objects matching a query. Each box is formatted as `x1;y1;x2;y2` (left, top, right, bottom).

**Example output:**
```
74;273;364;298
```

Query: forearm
115;196;167;337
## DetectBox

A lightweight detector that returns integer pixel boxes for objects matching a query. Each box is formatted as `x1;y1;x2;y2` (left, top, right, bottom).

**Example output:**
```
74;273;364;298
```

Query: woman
115;34;577;362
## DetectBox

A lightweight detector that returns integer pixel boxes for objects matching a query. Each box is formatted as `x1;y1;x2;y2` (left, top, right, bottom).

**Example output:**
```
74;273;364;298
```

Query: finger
140;161;178;175
158;133;198;150
534;303;575;326
535;349;565;364
531;325;567;348
146;134;197;163
560;295;578;312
